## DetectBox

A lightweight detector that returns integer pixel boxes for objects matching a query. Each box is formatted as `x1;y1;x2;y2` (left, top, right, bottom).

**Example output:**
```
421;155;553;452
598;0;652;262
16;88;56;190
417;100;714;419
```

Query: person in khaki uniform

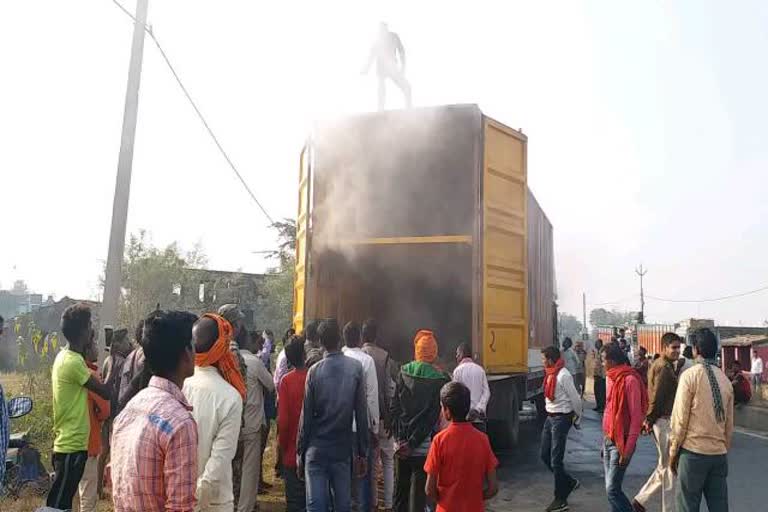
632;333;681;512
670;328;734;512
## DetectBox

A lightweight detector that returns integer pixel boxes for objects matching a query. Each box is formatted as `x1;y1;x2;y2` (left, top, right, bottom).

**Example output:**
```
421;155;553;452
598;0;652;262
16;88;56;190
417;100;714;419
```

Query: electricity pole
635;264;647;324
101;0;149;344
582;292;588;338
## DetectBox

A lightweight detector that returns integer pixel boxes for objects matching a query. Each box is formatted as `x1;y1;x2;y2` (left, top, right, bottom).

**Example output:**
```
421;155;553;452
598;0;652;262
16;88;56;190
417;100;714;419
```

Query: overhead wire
111;0;275;225
645;284;768;303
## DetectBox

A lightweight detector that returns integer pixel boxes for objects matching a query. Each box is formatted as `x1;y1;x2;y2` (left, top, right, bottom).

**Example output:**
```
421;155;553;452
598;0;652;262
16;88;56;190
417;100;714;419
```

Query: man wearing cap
183;314;246;512
217;304;249;382
217;304;250;506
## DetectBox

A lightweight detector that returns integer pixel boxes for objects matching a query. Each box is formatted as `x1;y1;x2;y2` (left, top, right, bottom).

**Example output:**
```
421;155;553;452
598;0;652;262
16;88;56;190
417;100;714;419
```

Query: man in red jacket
278;336;309;512
602;342;648;512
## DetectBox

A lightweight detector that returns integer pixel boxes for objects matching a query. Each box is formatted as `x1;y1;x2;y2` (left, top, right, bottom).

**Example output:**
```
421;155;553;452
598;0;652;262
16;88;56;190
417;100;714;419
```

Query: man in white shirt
751;349;764;397
237;330;274;512
540;345;583;512
452;343;491;431
183;315;245;512
341;321;379;512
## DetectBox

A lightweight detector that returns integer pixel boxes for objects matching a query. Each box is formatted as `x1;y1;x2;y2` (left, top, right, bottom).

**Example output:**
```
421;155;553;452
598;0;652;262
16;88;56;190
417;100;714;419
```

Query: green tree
113;231;209;333
255;219;296;334
589;308;634;327
558;313;584;340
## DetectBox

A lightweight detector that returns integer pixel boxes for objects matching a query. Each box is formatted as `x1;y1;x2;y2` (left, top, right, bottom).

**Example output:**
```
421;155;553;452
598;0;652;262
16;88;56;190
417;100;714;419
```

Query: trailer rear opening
294;105;556;446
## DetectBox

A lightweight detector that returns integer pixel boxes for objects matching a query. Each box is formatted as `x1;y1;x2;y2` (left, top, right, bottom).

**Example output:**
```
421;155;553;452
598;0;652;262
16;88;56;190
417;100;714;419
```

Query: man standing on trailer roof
362;22;413;111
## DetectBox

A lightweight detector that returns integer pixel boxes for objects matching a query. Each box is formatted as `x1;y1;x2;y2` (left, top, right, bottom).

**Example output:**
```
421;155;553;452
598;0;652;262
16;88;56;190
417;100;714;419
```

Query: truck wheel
506;385;520;446
535;394;547;421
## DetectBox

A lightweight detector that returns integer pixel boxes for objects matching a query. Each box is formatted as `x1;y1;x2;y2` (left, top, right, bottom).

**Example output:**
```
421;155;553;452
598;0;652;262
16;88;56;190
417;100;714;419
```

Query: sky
2;0;768;326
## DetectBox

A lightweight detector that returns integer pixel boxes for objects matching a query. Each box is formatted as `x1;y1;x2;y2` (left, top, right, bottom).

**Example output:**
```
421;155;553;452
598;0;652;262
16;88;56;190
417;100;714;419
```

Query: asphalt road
487;401;768;511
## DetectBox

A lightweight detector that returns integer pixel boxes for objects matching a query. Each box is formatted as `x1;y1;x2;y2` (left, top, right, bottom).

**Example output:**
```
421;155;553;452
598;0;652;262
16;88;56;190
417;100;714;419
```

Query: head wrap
195;313;246;400
414;330;438;363
218;304;245;327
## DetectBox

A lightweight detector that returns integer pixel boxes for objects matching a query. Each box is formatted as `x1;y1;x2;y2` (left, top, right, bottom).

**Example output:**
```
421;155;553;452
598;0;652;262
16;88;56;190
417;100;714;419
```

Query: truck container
292;104;556;446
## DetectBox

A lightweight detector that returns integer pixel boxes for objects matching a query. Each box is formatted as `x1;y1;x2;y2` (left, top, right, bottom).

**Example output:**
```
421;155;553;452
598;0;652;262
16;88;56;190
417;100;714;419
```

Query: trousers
604;438;632;512
677;449;729;512
394;455;427;512
372;432;395;509
238;429;263;512
282;466;306;512
634;418;675;511
540;414;576;500
594;376;606;411
305;448;352;512
47;450;88;510
78;455;99;512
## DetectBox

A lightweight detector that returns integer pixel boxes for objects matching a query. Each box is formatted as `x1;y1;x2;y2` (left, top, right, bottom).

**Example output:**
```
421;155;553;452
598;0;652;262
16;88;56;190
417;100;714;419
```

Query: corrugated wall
636;324;676;357
527;191;555;348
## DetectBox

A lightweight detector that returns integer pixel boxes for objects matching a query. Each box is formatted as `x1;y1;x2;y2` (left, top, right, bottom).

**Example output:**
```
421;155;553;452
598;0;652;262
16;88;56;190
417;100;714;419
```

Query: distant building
0;284;45;320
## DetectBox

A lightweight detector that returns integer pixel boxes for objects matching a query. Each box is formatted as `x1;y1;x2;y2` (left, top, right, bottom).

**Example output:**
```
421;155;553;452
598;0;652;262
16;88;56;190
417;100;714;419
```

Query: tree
111;231;209;333
558;313;584;340
254;220;296;335
589;308;634;327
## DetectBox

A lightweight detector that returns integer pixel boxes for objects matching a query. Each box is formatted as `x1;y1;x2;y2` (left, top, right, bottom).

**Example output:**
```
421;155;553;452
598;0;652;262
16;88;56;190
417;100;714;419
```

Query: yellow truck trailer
292;104;556;445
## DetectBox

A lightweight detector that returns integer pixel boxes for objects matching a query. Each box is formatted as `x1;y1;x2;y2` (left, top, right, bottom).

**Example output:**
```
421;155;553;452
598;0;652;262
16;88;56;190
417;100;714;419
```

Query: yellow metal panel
337;236;472;246
292;147;310;333
482;118;528;374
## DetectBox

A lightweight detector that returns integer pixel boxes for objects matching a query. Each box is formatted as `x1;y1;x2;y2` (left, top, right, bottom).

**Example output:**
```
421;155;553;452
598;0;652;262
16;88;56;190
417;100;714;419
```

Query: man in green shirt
46;303;111;510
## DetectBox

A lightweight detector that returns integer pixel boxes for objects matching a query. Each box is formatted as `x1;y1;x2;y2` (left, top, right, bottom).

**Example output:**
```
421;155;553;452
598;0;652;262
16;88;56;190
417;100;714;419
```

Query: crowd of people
543;328;740;512
2;304;765;512
29;304;499;512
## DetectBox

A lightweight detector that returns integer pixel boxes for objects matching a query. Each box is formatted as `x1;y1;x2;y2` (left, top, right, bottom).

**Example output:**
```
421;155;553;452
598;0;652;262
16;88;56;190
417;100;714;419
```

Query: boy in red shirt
425;381;498;512
277;336;308;512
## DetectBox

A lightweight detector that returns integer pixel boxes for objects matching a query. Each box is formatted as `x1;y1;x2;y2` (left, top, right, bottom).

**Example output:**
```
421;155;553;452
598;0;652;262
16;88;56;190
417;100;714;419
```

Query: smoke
306;106;480;364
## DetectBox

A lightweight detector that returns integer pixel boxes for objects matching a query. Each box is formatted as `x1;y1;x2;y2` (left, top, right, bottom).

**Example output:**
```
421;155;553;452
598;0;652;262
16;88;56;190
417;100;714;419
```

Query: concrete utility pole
582;292;588;338
101;0;149;343
635;264;647;324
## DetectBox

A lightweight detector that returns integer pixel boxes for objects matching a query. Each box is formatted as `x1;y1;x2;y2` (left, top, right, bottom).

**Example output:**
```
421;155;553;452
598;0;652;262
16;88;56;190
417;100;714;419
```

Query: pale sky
2;0;767;326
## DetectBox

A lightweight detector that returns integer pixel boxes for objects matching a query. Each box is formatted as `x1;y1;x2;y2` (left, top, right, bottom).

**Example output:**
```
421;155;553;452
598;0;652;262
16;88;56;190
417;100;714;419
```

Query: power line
646;284;768;304
111;0;275;225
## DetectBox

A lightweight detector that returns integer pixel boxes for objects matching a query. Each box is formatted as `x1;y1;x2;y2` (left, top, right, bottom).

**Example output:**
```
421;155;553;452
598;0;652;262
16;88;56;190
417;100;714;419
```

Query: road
487;401;768;511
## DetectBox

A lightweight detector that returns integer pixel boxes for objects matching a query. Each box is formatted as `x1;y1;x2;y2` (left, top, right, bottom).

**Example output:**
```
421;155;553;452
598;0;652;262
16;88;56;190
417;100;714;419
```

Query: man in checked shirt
111;310;199;512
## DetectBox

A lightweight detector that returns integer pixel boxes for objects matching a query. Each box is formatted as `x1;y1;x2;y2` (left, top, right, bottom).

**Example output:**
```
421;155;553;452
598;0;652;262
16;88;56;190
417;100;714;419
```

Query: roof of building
720;334;768;347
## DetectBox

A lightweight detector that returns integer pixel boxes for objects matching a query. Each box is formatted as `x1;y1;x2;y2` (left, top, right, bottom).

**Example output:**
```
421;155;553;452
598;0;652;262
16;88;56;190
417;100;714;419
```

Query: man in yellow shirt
46;303;111;510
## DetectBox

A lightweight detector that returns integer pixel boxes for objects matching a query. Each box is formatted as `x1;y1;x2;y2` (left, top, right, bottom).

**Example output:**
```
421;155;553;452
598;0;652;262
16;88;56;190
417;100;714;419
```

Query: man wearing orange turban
414;330;438;363
391;329;450;512
183;314;245;511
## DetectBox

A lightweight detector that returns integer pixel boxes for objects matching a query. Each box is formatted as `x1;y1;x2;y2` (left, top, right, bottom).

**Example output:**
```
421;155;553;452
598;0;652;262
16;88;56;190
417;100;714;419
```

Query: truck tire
506;384;520;446
535;393;547;421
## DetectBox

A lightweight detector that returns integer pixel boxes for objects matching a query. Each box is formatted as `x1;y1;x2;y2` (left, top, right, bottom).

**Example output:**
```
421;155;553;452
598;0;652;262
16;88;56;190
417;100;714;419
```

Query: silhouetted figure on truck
362;22;412;111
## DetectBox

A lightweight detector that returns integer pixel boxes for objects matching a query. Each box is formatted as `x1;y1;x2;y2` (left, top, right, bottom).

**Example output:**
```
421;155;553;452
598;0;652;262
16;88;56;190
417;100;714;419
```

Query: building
0;280;47;320
721;335;768;383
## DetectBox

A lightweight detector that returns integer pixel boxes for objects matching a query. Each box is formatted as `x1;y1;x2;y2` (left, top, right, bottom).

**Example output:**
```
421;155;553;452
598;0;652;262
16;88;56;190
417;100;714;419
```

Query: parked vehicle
3;396;51;500
292;104;557;446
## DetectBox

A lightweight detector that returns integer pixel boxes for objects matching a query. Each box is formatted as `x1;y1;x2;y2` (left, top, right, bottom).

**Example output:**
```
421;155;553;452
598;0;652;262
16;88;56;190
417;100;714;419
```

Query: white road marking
734;427;768;441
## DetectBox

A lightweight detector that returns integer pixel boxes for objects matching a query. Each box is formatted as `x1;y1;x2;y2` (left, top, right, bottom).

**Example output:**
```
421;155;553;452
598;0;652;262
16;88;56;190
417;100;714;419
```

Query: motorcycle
3;396;52;500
